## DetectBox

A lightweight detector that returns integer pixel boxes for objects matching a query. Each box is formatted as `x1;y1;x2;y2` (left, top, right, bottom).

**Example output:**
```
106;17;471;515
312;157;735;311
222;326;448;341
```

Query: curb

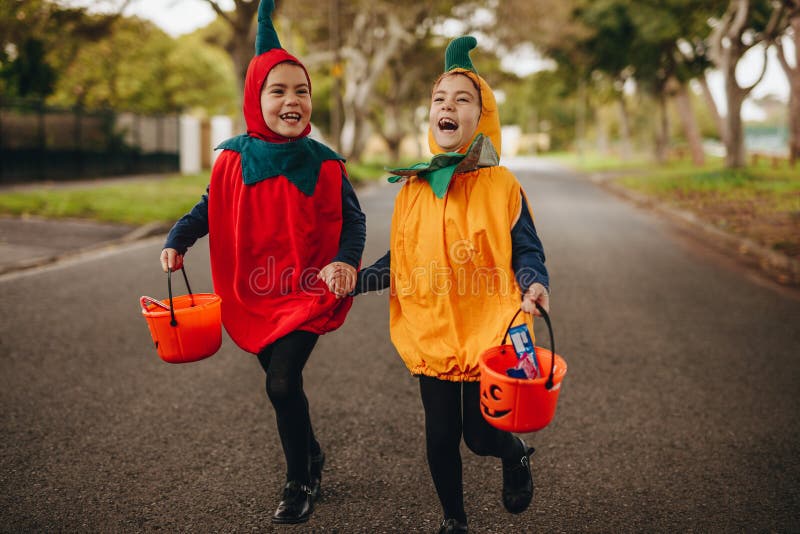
0;221;170;276
589;173;800;287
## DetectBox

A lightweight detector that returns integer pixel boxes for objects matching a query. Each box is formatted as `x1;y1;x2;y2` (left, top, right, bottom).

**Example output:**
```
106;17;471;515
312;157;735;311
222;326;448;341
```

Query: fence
0;99;180;184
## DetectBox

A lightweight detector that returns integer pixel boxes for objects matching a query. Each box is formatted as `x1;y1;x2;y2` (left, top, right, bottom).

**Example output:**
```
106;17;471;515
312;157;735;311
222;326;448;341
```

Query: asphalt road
1;159;799;533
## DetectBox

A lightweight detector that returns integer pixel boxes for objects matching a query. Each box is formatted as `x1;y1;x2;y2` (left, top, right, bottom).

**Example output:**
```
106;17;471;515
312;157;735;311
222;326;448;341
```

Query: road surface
1;159;798;532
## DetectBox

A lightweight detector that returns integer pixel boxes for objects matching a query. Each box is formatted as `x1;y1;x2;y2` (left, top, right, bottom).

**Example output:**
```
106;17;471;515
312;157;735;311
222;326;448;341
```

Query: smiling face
429;73;482;153
260;62;312;139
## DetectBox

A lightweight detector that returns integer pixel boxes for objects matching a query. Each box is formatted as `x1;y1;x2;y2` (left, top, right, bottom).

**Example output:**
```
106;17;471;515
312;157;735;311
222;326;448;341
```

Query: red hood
243;49;312;143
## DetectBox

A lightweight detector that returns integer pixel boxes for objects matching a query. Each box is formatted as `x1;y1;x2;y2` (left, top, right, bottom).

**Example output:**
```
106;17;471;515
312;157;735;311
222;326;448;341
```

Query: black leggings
419;376;523;523
257;330;322;485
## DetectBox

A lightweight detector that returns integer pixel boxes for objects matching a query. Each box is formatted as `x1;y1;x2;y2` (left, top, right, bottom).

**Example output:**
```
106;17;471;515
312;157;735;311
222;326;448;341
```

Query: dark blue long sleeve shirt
164;175;366;269
355;191;547;294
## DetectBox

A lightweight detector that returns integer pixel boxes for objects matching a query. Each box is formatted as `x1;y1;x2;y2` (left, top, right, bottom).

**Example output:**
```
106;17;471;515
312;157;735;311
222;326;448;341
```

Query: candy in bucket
506;323;541;379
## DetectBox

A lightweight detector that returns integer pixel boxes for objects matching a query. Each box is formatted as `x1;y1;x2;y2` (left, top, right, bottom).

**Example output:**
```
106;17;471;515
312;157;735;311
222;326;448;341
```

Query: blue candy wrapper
506;323;541;379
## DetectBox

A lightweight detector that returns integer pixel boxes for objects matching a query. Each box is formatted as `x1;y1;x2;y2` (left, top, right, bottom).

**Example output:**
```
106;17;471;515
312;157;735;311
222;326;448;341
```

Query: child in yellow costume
354;36;549;533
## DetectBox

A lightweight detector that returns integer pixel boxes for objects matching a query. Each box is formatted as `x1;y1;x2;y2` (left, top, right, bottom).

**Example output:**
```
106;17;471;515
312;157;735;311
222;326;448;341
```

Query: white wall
179;115;201;175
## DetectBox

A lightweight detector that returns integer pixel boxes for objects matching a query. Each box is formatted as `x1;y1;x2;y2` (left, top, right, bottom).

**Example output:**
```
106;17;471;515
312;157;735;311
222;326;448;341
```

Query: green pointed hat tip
444;36;478;73
255;0;282;55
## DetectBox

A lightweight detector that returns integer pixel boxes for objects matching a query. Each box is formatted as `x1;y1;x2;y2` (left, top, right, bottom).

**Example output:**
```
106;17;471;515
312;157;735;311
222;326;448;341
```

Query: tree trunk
777;12;800;166
698;73;727;146
229;38;252;131
204;0;259;133
707;0;788;168
654;91;670;163
723;61;747;168
596;110;609;155
340;101;372;162
672;79;705;166
616;94;632;160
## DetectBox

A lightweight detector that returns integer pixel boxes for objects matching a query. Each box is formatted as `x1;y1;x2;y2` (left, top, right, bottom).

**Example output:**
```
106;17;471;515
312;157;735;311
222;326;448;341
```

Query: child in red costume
160;0;365;524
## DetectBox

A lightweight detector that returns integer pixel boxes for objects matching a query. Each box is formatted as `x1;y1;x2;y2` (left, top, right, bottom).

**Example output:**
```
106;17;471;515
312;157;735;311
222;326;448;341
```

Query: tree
48;15;237;115
199;0;260;127
775;0;800;165
331;1;459;161
708;0;789;168
370;39;441;162
625;0;716;165
0;0;122;100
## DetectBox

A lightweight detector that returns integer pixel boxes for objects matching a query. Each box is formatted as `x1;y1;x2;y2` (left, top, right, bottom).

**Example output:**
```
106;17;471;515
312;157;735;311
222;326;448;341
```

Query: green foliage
1;1;237;115
0;0;118;100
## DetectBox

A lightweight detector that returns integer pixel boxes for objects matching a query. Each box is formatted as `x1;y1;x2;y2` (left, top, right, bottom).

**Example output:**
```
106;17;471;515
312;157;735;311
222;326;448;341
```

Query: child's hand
317;261;357;298
160;248;184;273
521;282;549;316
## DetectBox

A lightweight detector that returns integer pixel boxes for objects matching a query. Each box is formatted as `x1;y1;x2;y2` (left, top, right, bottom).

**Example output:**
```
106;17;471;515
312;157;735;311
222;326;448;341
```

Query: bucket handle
166;266;194;327
140;295;170;312
501;304;556;390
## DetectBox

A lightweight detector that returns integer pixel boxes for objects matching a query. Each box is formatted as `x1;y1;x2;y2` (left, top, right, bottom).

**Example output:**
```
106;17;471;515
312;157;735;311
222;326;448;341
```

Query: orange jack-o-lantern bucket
140;267;222;364
479;305;566;432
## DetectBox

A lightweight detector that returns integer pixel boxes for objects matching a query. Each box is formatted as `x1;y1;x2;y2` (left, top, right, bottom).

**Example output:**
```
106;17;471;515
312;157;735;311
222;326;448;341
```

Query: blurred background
1;0;797;182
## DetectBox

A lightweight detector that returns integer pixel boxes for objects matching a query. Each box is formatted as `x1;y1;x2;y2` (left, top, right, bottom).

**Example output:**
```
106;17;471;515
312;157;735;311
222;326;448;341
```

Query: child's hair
431;71;483;110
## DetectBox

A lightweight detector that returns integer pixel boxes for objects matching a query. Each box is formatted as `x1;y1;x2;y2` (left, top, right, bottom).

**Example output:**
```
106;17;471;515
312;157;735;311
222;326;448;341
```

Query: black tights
257;330;321;485
419;376;523;523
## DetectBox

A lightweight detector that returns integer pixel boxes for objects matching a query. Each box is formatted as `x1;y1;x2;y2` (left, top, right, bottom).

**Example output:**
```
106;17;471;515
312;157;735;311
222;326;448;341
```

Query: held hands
521;282;549;316
318;261;357;299
160;248;184;273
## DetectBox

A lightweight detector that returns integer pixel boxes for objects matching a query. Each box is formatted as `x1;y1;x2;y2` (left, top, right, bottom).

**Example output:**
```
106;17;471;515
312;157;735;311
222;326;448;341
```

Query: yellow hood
427;37;502;158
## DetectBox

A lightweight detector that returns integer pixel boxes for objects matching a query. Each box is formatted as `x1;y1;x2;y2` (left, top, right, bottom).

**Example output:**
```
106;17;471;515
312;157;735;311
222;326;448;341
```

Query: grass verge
0;155;415;226
0;173;212;226
547;151;800;259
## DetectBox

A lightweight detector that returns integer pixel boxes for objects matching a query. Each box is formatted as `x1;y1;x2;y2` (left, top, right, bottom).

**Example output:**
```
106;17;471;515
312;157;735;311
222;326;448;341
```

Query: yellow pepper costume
388;36;533;382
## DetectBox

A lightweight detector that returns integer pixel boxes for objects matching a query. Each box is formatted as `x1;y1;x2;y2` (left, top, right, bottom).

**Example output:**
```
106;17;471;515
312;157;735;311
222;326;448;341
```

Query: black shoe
437;518;468;533
502;438;535;514
272;481;313;524
310;451;325;500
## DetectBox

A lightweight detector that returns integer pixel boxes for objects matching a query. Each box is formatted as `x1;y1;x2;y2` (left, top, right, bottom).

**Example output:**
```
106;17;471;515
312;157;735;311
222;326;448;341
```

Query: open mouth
438;118;458;131
280;112;302;122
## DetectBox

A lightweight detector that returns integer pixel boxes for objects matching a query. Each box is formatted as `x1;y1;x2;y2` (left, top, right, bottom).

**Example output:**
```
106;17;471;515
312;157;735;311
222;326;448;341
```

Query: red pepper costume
205;4;354;354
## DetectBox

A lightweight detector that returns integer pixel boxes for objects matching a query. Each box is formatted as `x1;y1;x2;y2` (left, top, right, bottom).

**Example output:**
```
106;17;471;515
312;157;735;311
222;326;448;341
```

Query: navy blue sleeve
512;192;549;292
163;186;210;254
353;250;391;295
333;174;366;269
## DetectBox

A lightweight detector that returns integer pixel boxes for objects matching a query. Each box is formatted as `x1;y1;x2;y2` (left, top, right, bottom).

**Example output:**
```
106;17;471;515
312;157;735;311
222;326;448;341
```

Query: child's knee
463;426;497;457
266;376;299;404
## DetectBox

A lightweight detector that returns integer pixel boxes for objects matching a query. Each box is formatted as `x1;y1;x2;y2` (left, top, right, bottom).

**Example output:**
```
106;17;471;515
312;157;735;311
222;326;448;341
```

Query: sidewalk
0;216;168;275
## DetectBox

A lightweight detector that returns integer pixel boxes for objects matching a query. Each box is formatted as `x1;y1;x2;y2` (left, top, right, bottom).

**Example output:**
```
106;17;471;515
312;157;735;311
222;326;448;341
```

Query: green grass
0;155;420;225
0;173;211;225
613;161;799;205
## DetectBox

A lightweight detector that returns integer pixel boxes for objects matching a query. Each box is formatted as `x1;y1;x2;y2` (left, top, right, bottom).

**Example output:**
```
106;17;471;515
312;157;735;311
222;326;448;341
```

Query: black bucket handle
501;303;556;390
166;266;194;327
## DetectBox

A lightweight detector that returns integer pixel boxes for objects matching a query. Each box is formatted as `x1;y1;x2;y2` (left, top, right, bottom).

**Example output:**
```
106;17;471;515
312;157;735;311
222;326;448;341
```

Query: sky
64;0;793;120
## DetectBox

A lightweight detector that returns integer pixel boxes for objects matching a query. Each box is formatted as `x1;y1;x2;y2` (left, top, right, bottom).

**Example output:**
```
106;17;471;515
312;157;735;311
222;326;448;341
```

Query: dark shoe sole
271;511;312;525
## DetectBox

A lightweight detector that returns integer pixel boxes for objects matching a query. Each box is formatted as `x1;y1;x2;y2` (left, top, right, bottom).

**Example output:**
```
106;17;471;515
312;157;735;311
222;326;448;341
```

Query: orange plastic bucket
140;267;222;364
479;306;567;432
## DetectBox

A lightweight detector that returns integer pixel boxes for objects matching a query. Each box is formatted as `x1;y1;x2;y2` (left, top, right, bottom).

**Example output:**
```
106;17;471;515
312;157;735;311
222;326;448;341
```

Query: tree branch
708;3;735;66
203;0;234;27
728;0;750;40
774;37;792;77
742;43;770;95
762;1;789;40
